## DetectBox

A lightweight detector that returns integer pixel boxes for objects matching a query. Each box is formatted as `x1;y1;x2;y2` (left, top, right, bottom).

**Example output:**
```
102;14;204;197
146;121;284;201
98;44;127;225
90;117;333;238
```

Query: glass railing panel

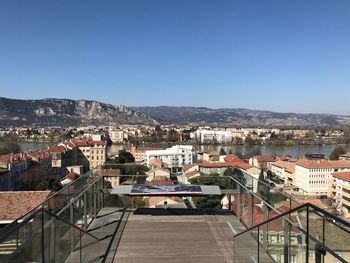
0;227;20;263
80;231;101;263
73;197;84;228
16;210;44;263
289;224;307;263
240;187;250;227
323;216;350;262
46;190;70;214
264;215;285;262
232;228;260;263
86;185;94;226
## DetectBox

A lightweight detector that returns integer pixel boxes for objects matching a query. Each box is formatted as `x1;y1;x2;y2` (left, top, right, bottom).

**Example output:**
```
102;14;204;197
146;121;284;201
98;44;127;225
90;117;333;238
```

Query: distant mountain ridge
0;97;158;127
133;106;350;127
1;97;349;127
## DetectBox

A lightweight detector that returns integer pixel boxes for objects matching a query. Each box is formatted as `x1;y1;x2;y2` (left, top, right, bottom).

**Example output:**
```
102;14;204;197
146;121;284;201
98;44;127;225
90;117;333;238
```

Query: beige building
100;168;121;188
77;141;107;170
329;171;350;218
270;161;296;186
295;160;350;196
249;155;275;170
109;130;125;143
146;167;171;182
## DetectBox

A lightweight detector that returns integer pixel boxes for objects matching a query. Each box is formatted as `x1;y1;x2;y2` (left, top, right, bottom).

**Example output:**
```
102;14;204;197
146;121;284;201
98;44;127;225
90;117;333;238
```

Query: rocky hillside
0;97;158;127
133;106;350;127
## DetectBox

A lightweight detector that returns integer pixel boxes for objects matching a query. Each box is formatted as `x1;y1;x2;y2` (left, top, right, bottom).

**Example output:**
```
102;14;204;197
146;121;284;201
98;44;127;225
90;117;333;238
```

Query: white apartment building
295;160;350;196
144;145;196;174
195;130;232;144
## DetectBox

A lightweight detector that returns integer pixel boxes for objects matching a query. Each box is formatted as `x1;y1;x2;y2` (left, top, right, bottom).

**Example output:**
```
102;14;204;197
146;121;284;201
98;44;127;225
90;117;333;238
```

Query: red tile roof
198;162;253;170
254;155;275;162
271;161;296;173
332;171;350;182
0;191;51;221
186;170;200;178
224;154;243;163
101;168;121;176
296;159;350;169
149;158;162;165
183;163;198;172
47;146;66;153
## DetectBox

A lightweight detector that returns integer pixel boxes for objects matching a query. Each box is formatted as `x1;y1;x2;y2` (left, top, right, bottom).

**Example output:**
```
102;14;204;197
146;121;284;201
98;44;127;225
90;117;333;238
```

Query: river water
2;142;350;158
109;143;350;158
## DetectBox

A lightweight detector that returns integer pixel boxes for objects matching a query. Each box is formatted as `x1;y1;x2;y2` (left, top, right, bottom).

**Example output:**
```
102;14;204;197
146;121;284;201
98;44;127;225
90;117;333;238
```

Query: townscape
2;125;350;219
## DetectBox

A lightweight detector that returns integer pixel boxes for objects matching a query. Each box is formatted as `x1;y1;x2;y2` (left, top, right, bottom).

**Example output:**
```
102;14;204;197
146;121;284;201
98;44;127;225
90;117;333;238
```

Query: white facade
195;130;232;143
295;164;350;196
144;145;196;173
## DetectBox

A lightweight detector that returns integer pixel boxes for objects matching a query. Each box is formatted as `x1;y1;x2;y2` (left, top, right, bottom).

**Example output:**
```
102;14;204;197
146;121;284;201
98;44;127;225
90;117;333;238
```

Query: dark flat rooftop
114;209;239;263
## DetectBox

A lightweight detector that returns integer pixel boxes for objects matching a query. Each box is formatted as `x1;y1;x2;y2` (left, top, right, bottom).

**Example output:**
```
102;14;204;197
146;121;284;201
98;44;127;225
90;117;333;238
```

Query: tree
116;150;135;164
167;129;179;142
219;148;227;156
189;174;227;209
223;167;246;188
329;146;346;160
257;170;270;203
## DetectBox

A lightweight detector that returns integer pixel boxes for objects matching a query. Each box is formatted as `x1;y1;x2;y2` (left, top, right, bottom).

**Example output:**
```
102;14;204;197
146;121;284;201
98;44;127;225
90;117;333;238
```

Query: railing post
315;243;326;263
41;209;45;263
257;225;260;263
283;219;290;263
93;184;97;218
262;204;268;251
306;205;309;263
83;191;87;231
228;193;232;211
237;189;241;221
70;203;75;253
248;193;253;227
50;221;55;262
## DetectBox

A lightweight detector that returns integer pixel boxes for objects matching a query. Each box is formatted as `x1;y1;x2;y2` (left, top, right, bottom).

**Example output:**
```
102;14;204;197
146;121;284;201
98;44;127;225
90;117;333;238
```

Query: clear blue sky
0;1;350;114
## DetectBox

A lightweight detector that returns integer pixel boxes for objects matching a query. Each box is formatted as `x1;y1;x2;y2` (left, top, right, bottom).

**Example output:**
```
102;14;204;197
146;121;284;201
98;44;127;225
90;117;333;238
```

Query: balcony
0;164;349;262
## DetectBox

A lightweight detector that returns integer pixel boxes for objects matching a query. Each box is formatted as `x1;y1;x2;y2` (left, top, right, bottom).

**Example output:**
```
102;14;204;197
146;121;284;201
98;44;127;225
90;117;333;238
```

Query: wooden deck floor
114;210;241;263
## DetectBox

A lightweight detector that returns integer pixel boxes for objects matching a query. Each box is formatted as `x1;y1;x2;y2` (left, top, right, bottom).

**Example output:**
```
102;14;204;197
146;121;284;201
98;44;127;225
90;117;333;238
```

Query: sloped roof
0;191;51;221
